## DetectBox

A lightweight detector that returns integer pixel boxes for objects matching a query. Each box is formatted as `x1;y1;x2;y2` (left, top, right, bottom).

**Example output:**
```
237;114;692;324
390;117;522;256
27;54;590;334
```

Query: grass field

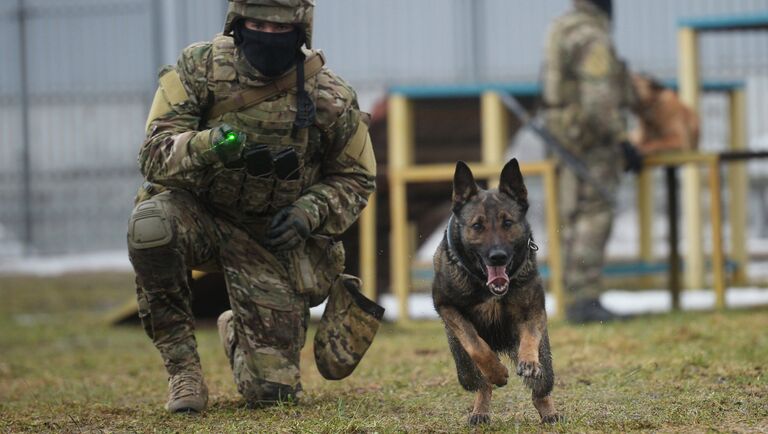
1;273;767;433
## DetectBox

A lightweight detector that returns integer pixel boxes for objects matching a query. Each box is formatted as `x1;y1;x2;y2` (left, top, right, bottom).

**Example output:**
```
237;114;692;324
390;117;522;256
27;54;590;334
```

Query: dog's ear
499;158;529;212
453;161;479;212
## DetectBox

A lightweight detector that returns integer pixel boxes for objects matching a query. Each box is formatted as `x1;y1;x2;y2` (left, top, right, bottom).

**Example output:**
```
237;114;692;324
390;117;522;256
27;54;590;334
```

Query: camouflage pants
127;189;308;404
558;147;622;304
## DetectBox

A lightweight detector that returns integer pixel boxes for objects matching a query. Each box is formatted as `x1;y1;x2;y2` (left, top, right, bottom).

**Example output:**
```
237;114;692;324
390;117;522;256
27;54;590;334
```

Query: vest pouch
207;168;245;210
288;236;345;307
271;178;303;211
240;173;274;216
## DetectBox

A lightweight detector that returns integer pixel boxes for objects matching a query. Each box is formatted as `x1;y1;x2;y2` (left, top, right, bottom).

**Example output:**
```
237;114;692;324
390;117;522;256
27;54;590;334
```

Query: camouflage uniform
127;0;376;407
542;0;634;306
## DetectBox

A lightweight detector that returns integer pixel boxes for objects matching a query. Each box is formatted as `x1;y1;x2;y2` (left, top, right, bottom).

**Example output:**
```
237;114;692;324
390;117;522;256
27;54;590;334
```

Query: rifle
498;93;616;206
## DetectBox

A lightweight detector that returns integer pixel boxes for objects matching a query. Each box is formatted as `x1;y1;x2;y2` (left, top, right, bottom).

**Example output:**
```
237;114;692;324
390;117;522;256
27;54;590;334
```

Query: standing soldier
542;0;640;323
127;0;382;412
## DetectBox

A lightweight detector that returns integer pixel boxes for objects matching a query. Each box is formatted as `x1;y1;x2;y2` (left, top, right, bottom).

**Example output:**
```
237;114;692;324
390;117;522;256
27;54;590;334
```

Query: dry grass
1;273;767;433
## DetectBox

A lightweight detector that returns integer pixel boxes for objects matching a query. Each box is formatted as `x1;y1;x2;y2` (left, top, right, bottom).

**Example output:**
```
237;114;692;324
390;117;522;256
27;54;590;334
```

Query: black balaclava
587;0;613;19
234;22;301;77
233;21;316;131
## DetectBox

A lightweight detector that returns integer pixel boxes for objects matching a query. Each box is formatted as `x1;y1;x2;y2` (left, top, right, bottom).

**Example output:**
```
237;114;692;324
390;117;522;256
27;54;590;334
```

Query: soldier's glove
210;124;246;167
266;206;312;251
620;140;644;173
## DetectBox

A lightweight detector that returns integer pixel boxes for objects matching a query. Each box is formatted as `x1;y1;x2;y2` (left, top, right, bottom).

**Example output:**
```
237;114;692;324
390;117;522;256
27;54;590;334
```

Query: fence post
678;27;704;289
359;192;377;300
388;94;414;322
17;0;33;255
481;92;508;188
728;89;748;285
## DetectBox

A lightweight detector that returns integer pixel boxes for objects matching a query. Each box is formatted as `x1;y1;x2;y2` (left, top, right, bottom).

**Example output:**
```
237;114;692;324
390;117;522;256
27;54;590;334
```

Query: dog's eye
502;220;514;229
471;222;484;231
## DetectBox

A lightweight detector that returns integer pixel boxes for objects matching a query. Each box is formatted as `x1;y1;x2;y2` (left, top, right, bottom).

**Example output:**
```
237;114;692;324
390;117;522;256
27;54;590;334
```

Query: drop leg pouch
313;274;385;380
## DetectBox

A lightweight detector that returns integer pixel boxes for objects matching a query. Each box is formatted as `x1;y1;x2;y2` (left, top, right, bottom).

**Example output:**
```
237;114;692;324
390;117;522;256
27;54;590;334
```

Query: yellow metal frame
359;192;377;300
377;93;563;322
634;25;750;295
678;27;705;289
641;152;726;308
728;90;748;285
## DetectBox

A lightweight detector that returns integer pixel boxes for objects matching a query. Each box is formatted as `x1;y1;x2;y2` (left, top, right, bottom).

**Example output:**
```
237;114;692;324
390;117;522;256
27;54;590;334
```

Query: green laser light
226;133;237;143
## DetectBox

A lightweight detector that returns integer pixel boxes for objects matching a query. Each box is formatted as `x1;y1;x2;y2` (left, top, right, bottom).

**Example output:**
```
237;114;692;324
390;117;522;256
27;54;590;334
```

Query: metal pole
708;158;726;309
17;0;33;255
678;27;704;289
359;192;377;301
469;0;485;81
728;89;748;285
481;92;508;189
388;95;414;322
151;0;164;78
666;167;681;310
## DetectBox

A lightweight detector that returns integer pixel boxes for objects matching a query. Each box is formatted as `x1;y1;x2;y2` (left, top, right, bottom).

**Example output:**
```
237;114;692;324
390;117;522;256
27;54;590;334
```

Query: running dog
432;159;559;426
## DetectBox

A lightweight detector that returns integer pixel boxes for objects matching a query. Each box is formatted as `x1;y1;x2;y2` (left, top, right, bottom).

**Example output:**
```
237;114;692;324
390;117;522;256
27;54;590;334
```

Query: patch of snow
0;250;132;276
375;288;768;320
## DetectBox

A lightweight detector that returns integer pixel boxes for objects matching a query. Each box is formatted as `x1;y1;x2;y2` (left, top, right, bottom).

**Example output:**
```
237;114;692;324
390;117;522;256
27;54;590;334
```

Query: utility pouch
314;275;385;380
289;249;320;297
274;148;301;181
244;145;273;177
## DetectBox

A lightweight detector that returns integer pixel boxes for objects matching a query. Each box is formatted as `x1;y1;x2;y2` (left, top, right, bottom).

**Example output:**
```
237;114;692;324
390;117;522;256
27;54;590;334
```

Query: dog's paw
541;414;561;424
468;413;491;426
516;360;542;379
482;361;509;387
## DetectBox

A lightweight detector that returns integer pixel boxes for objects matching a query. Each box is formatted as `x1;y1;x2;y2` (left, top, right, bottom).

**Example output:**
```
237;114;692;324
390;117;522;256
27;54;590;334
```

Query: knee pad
128;199;173;250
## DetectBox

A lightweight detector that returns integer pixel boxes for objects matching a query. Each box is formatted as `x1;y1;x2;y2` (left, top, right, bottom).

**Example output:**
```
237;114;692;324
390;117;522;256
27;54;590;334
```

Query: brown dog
630;73;700;154
432;159;559;426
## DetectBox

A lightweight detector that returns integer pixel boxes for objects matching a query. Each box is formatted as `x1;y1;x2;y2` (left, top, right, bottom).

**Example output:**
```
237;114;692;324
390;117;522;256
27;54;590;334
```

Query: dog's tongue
486;266;509;287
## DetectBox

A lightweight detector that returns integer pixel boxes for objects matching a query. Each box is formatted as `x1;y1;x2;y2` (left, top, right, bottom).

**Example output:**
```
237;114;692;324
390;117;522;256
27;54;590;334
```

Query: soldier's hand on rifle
266;206;312;251
620;140;643;173
210;123;246;167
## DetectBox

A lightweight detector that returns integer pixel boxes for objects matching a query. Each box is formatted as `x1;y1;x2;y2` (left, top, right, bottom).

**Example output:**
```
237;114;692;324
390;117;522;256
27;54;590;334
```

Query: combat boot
217;310;235;365
566;298;624;324
166;368;208;413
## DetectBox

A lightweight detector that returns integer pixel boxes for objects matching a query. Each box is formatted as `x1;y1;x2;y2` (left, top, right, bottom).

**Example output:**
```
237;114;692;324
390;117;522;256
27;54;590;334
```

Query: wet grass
0;273;766;433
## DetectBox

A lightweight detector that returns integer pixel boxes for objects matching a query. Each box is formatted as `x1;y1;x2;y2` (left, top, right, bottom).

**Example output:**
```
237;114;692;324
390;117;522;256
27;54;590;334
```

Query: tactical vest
543;11;632;149
200;35;324;222
543;13;623;108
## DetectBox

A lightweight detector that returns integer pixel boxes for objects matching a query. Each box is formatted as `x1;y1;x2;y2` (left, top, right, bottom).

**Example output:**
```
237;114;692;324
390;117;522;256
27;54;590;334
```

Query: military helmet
224;0;315;48
577;0;612;19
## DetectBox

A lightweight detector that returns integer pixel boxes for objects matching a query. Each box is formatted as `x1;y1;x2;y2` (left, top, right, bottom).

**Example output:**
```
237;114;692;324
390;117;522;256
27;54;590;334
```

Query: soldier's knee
127;199;173;251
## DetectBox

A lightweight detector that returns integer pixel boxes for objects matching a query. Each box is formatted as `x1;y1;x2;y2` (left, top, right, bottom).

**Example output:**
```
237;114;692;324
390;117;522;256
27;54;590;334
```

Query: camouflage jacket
542;0;635;152
138;35;376;238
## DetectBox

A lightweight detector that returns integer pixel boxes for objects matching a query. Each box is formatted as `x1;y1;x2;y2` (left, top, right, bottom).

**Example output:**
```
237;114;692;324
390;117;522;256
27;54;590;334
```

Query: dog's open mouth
485;266;510;296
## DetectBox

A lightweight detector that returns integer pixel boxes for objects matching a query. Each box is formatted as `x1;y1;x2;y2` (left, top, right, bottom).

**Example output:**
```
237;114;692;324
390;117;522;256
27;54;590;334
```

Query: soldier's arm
576;38;625;140
138;43;219;190
292;75;376;236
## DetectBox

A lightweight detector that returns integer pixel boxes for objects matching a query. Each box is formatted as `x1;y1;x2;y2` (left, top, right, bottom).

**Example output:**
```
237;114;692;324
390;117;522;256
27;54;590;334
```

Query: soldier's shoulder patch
581;42;611;78
313;68;358;128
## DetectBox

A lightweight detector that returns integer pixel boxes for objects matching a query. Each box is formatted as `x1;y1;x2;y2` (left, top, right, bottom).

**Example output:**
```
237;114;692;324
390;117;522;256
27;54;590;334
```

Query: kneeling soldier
128;0;382;412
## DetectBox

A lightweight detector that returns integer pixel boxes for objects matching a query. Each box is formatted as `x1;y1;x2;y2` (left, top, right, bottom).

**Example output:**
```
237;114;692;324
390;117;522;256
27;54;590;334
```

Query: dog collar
445;214;537;288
